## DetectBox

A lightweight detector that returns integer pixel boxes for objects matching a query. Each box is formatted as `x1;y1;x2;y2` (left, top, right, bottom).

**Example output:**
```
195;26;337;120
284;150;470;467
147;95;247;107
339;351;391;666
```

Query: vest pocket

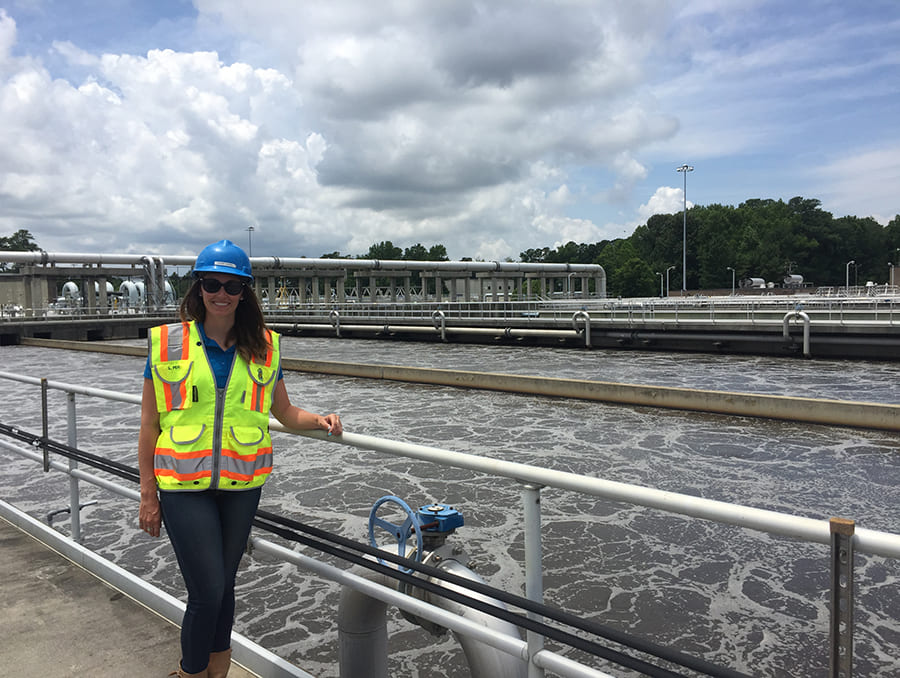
153;360;195;411
168;424;206;446
230;425;266;447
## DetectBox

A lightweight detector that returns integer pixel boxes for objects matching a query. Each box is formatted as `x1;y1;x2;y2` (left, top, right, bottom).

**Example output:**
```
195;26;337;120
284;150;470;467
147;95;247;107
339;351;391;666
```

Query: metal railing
3;293;899;327
1;369;899;677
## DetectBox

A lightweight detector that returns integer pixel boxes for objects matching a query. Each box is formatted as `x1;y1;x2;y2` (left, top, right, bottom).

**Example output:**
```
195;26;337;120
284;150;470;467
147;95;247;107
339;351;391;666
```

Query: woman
138;239;342;678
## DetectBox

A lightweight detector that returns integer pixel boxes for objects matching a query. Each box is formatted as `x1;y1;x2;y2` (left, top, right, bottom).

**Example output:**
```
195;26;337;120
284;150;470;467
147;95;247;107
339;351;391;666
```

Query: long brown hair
179;278;270;363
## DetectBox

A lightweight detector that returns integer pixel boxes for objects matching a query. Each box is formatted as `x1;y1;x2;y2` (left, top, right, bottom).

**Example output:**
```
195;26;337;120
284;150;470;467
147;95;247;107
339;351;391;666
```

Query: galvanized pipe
427;557;527;678
783;310;811;357
571;310;591;347
0;250;604;276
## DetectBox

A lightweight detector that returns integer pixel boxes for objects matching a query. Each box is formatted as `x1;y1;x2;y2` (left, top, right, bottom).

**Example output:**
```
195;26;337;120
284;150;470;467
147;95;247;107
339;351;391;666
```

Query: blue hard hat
192;239;253;280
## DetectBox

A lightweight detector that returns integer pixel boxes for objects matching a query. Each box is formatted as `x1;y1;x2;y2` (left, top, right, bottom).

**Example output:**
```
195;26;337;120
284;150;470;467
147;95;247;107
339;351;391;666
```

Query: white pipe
430;558;528;678
572;310;591;347
254;539;530;662
783;310;811;357
532;650;617;678
339;550;526;678
0;250;604;276
338;569;390;678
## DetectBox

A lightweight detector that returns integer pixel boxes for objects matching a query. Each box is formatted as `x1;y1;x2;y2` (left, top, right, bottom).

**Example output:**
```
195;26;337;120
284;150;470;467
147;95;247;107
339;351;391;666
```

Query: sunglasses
200;278;245;295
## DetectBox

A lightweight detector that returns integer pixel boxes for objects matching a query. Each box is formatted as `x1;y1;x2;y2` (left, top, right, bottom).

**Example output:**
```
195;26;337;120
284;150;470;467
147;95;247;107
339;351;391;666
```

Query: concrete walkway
1;517;257;678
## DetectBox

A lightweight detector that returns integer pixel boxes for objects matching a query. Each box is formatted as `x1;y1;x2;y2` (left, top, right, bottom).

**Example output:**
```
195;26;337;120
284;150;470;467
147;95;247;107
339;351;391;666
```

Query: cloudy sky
1;1;898;261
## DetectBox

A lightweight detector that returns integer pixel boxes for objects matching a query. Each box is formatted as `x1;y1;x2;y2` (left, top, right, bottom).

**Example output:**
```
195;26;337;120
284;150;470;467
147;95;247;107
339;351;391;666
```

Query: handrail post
67;392;82;543
41;378;50;472
830;517;855;678
522;483;545;678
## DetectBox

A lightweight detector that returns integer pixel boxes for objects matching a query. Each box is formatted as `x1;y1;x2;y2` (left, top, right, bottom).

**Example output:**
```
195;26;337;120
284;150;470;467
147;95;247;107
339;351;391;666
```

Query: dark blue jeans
159;487;262;672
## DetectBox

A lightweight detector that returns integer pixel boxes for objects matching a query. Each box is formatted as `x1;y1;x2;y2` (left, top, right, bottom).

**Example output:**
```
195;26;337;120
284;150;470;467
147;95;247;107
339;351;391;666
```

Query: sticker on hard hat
214;260;237;268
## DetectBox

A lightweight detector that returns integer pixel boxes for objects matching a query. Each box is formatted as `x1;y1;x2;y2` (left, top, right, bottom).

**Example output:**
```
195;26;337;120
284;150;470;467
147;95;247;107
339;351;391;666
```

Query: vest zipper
210;386;226;490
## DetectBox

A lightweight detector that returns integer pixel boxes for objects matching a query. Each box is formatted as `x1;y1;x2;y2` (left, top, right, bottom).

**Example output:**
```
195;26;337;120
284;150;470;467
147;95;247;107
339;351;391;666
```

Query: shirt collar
197;321;235;353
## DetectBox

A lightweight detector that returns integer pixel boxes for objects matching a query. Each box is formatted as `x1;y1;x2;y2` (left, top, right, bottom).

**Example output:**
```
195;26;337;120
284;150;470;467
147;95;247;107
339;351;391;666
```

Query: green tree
520;247;550;262
0;229;40;271
427;244;449;261
595;240;655;297
403;243;429;260
360;241;403;260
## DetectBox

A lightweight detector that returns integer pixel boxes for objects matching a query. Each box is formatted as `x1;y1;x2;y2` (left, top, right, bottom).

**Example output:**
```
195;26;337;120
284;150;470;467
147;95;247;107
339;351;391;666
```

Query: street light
666;265;675;297
246;225;255;257
845;260;855;290
726;266;735;296
676;164;693;293
656;271;663;298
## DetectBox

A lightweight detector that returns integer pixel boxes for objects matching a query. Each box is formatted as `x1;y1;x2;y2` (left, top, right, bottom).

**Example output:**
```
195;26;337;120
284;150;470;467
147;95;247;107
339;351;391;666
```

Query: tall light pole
726;266;735;296
246;225;255;257
676;164;693;293
656;271;663;298
666;265;675;297
845;259;854;290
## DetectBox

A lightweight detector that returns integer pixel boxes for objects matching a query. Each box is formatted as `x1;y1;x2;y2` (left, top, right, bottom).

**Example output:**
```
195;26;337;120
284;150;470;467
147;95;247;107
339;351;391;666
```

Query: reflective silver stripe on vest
220;448;274;481
154;451;209;477
165;323;187;360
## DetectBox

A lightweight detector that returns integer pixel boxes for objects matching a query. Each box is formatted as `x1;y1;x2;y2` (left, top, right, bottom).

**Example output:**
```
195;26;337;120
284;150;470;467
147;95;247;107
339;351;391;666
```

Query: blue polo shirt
144;322;282;388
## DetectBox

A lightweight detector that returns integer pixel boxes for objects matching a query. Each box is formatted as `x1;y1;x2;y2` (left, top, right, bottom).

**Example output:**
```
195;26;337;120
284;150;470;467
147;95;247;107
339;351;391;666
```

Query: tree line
522;197;900;297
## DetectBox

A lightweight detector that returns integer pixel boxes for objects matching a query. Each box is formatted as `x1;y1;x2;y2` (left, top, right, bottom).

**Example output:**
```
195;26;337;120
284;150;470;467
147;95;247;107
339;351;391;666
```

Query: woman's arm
138;378;162;537
270;379;343;435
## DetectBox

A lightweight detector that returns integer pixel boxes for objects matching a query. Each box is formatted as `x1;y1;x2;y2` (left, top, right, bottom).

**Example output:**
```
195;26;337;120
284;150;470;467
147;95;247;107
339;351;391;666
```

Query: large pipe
418;557;526;678
339;555;526;678
338;570;391;678
0;251;603;276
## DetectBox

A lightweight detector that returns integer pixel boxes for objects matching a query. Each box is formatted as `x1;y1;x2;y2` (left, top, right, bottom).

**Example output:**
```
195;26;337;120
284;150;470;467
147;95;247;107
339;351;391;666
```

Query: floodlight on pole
845;260;855;290
726;266;735;296
246;225;255;257
666;265;675;297
676;164;693;292
656;271;663;298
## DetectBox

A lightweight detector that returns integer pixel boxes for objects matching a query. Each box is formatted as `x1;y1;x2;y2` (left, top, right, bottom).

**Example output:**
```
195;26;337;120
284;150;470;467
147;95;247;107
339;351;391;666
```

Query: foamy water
1;338;899;677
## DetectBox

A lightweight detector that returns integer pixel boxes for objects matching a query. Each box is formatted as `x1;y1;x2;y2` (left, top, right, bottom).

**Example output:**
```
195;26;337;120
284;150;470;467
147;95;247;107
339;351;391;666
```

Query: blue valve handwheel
367;495;424;573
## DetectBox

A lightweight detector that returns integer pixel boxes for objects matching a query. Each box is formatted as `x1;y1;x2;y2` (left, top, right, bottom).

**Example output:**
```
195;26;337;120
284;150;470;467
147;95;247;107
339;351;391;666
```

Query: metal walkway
0;517;258;678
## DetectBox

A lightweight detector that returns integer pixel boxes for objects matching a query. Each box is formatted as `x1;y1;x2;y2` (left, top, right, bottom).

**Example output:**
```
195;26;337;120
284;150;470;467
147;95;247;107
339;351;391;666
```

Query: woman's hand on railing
139;493;162;537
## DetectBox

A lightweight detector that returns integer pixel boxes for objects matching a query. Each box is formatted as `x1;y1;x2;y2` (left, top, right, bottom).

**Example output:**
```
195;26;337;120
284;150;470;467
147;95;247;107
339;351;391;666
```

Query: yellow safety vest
148;321;280;491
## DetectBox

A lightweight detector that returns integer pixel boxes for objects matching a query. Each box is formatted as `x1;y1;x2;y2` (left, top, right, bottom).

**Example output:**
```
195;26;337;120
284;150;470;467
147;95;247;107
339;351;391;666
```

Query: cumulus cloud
638;186;692;222
0;0;895;261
